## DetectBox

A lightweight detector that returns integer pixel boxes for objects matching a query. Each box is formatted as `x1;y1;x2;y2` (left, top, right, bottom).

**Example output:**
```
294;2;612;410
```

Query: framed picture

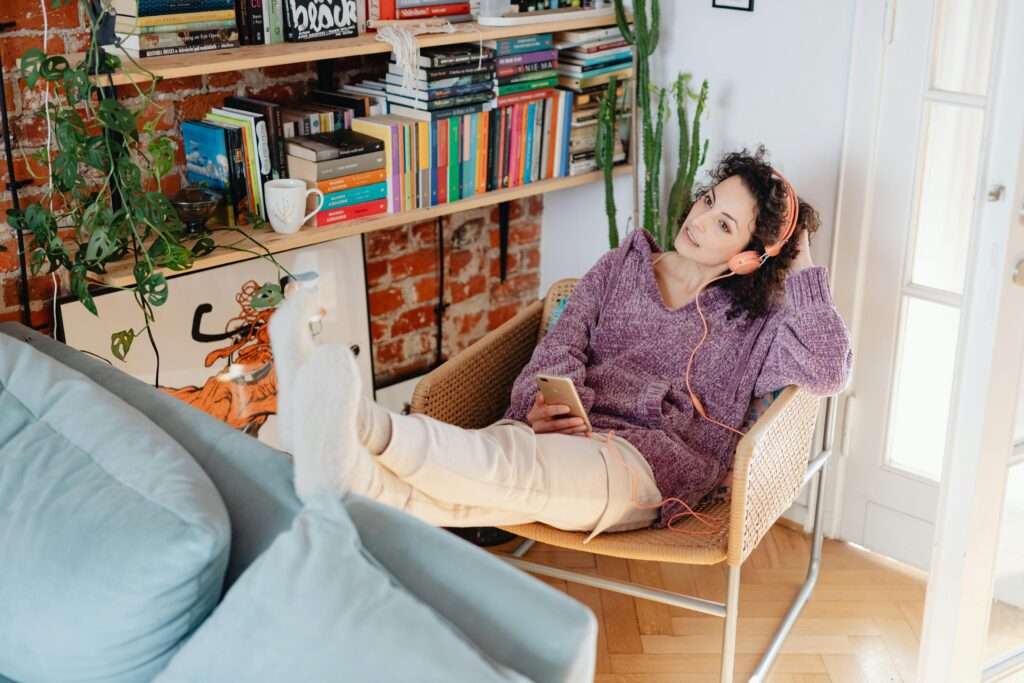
58;236;373;451
712;0;754;11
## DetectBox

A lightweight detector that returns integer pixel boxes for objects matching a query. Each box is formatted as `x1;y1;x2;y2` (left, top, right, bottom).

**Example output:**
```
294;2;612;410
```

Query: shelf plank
68;13;621;87
92;165;631;288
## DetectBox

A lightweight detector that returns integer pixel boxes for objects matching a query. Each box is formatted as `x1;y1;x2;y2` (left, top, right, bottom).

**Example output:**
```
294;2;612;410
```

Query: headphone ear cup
729;251;762;275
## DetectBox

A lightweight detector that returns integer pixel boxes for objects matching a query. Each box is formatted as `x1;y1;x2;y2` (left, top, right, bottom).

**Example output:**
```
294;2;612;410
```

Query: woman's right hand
526;392;590;435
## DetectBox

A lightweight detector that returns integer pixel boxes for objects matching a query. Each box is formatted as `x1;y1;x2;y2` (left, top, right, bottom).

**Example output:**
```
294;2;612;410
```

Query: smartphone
535;374;592;432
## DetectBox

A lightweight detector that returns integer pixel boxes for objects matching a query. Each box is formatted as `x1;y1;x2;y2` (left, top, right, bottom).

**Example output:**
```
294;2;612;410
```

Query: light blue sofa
0;322;597;682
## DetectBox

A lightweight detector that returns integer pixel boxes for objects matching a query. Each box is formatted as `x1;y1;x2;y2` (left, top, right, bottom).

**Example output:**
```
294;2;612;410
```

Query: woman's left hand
790;230;814;273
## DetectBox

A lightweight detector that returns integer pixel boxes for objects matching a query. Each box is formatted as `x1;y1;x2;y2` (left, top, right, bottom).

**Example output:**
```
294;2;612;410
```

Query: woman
270;146;853;541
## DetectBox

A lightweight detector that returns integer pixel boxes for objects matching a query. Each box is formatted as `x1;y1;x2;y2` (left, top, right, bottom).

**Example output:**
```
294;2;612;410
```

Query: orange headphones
726;169;801;275
686;169;802;435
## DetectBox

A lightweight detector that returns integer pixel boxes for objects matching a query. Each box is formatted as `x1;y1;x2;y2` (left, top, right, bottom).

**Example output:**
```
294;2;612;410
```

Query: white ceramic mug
264;179;324;234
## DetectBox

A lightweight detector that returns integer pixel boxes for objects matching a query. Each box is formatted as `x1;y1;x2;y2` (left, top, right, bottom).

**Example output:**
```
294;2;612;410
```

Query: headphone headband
763;169;799;257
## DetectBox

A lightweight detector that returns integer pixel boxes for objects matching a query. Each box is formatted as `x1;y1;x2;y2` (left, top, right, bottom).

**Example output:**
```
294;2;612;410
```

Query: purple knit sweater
503;229;853;527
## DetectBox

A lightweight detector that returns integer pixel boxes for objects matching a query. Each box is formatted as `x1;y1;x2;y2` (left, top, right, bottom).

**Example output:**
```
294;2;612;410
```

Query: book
496;75;557;96
553;26;624;46
283;0;358;42
387;61;494;82
286;129;384;161
495;60;556;79
206;110;268;219
558;67;634;92
296;167;386;195
384;80;493;101
495;49;558;67
400;45;494;69
116;28;237;51
484;34;553;56
223;96;286;180
557;61;634;79
309;89;369;117
315;198;387;227
384;71;493;91
397;3;470;19
132;41;238;58
181;120;246;226
495;87;554;108
133;0;233;15
385;91;492;112
286;151;386;181
115;18;236;33
132;9;235;26
497;68;557;85
321;181;387;210
388;102;489;121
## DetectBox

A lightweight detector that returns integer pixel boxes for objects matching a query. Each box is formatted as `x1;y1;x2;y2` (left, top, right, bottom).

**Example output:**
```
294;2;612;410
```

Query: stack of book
491;34;558;108
112;0;239;58
285;130;389;227
554;25;633;175
384;46;496;121
370;0;472;22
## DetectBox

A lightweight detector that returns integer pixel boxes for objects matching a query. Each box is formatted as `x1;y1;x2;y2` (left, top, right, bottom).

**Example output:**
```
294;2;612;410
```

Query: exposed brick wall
0;3;544;379
366;196;543;386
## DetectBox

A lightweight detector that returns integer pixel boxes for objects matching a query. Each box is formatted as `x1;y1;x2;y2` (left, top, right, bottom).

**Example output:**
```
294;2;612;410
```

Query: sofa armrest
411;300;543;428
344;494;598;683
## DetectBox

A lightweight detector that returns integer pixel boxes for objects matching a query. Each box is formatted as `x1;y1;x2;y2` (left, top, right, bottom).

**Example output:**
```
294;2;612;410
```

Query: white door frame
823;0;890;539
917;0;1024;676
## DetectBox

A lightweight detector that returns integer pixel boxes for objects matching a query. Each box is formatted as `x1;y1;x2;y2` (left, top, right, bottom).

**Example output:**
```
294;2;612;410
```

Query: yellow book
135;9;236;27
351;118;396;214
417;121;429;209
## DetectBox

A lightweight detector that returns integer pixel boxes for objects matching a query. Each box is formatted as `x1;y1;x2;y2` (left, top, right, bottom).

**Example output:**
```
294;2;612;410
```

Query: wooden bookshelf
66;12;621;87
92;165;632;287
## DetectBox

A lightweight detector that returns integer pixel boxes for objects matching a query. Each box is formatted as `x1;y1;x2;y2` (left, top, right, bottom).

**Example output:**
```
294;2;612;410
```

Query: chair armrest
411;300;544;428
345;494;598;683
727;386;821;565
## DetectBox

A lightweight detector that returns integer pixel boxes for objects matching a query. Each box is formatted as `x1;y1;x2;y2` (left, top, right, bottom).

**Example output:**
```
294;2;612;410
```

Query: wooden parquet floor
489;522;1024;682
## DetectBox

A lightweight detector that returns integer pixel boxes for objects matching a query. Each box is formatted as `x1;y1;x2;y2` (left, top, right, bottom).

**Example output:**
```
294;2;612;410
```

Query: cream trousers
370;414;663;543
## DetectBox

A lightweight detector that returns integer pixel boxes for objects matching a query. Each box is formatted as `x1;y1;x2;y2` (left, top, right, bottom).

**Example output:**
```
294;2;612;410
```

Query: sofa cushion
155;494;530;683
0;336;231;683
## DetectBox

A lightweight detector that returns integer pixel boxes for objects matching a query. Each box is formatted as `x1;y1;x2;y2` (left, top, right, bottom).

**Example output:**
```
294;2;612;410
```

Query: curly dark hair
687;145;821;321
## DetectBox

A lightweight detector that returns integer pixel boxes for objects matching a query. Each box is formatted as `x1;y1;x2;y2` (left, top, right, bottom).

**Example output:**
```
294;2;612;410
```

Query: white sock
268;288;320;453
359;397;393;455
291;344;379;500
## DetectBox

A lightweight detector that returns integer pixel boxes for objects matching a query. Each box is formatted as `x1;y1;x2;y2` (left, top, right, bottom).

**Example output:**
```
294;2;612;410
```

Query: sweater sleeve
502;245;619;422
753;266;854;397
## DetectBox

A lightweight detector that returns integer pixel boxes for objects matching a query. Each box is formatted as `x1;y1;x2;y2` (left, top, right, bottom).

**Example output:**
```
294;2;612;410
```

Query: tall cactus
598;0;711;250
596;77;620;248
614;0;660;235
664;76;710;245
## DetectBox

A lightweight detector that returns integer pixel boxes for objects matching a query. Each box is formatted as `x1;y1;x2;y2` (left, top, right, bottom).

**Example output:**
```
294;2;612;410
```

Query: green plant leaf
40;55;69;82
20;48;46;89
62;67;91;106
147;137;176;178
140;272;168;307
251;283;283;310
55;109;87;149
110;329;136;361
70;266;97;315
83;135;112;172
85;229;117;263
191;237;216;257
52;152;79;192
97;98;137;137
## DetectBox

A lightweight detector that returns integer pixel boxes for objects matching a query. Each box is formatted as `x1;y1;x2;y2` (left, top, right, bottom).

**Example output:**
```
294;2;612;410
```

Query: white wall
541;0;858;290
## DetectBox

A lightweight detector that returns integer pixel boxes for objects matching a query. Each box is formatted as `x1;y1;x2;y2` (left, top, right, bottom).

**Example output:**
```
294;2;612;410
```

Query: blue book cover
524;102;535;186
182;119;245;225
492;34;553;56
137;0;233;16
323;182;388;210
464;114;477;200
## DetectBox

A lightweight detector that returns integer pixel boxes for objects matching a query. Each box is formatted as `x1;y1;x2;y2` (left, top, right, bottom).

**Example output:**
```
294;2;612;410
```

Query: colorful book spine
314;168;387;194
322;182;388;210
315;198;388;227
496;49;558;67
397;3;470;19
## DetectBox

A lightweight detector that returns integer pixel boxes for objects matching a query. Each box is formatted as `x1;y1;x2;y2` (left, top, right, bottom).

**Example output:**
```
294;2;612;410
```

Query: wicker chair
410;279;834;683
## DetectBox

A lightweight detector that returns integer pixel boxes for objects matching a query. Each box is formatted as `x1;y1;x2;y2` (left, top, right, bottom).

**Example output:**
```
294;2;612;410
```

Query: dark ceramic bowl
170;187;222;235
